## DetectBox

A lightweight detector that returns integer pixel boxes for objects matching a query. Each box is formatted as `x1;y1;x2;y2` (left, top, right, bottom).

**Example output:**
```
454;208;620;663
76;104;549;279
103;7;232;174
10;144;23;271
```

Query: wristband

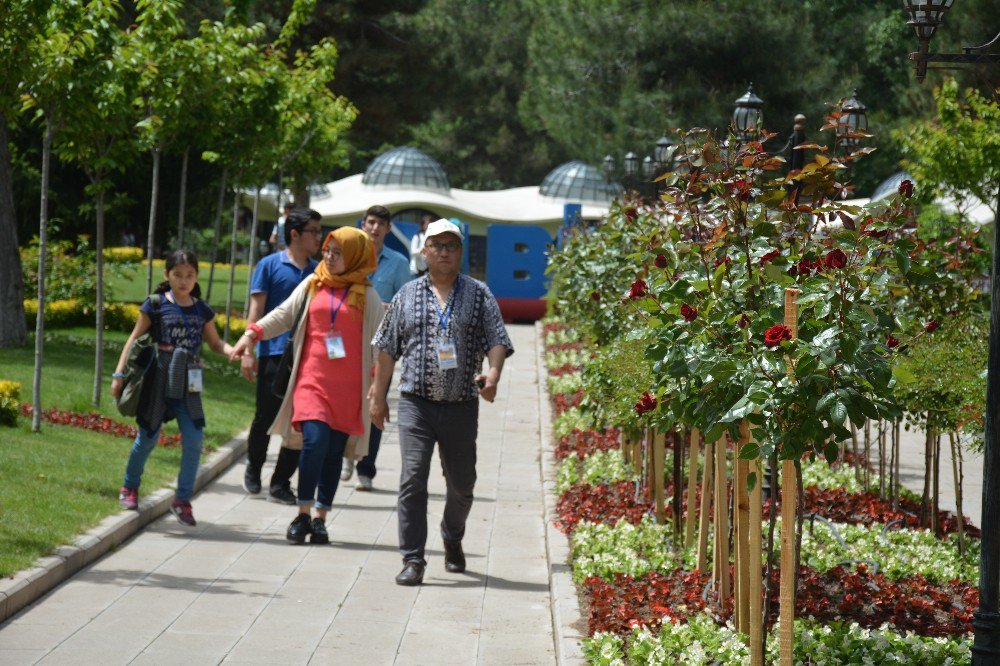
112;372;127;379
246;323;263;339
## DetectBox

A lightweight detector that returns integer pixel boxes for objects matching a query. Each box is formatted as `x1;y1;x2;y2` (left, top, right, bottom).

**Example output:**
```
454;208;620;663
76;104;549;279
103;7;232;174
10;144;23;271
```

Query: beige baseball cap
424;219;463;242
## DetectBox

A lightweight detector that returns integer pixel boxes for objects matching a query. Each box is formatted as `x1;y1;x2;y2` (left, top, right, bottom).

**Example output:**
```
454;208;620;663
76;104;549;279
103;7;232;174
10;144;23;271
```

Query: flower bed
21;404;181;447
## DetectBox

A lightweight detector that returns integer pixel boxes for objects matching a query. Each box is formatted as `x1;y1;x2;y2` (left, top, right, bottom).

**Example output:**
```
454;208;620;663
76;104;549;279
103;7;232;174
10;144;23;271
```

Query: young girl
111;250;234;526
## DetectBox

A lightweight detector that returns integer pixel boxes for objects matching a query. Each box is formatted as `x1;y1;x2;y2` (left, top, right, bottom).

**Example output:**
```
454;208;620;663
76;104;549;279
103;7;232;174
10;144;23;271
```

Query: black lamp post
901;3;1000;662
733;83;764;143
836;90;868;151
604;139;678;199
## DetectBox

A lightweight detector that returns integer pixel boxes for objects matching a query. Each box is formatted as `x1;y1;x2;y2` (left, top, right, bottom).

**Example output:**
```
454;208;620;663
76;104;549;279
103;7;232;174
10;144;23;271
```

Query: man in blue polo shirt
341;204;412;490
242;208;322;502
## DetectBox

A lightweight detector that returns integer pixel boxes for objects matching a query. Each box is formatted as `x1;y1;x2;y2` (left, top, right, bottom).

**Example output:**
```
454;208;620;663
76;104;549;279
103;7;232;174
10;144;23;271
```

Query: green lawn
0;330;256;576
108;261;252;312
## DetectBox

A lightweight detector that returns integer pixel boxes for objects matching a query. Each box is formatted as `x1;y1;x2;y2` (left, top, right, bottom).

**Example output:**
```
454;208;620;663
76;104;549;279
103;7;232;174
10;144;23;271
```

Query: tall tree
56;7;140;407
0;0;48;349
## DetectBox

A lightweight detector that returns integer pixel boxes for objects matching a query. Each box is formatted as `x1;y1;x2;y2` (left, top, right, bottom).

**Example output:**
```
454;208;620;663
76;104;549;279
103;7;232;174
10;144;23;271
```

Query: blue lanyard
167;292;200;349
328;286;350;329
430;278;461;333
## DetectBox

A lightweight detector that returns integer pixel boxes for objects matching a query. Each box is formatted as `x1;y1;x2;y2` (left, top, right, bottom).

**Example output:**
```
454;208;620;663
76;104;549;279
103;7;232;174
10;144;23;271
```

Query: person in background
370;219;514;585
270;201;295;251
341;204;411;490
409;214;432;276
241;208;323;504
112;250;236;527
231;227;383;544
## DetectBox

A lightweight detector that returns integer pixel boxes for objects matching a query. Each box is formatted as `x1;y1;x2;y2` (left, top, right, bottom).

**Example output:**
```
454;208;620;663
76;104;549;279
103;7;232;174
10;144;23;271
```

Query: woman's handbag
270;296;309;399
116;295;162;417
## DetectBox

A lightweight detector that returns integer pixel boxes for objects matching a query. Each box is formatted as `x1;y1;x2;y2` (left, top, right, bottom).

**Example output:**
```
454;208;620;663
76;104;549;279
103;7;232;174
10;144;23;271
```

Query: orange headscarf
309;226;378;312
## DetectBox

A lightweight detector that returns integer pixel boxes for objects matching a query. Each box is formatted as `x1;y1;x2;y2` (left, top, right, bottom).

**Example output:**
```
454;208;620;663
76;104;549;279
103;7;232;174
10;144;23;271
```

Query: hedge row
23;299;248;339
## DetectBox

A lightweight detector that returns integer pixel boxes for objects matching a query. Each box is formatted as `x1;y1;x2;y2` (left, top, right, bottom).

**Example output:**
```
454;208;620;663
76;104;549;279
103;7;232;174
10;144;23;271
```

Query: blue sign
486;225;552;299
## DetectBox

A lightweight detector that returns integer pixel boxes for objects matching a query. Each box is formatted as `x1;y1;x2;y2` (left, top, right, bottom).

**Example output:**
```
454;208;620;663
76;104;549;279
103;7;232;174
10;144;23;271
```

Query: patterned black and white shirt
372;274;514;403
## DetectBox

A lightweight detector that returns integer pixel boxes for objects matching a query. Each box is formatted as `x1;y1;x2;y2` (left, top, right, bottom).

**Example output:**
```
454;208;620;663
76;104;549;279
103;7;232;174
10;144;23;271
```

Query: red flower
898;179;914;199
738;313;750;329
634;391;657;416
713;256;732;268
590;291;600;301
886;336;900;349
624;207;638;221
732;179;752;201
760;250;780;264
764;324;793;348
628;279;648;300
824;248;848;269
681;304;697;322
654;253;668;269
795;257;821;276
925;319;939;332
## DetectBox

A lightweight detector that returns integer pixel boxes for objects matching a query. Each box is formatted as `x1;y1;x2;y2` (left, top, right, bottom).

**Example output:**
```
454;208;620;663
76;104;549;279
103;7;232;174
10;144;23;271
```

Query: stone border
0;431;249;624
535;322;586;665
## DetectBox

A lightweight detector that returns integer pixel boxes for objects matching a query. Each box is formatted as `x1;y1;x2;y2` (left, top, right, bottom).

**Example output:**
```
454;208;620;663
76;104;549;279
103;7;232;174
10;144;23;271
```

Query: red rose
634;391;657;415
732;179;752;201
654;253;668;269
590;291;600;301
625;207;638;221
797;257;819;276
763;324;793;348
681;304;697;322
925;319;939;332
738;313;750;329
628;279;648;300
886;336;900;349
713;256;732;268
898;179;914;199
824;248;848;269
760;250;780;264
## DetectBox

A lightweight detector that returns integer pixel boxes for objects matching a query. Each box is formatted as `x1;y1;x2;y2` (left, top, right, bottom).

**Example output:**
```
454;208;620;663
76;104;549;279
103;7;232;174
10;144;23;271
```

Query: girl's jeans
124;398;203;502
298;420;348;510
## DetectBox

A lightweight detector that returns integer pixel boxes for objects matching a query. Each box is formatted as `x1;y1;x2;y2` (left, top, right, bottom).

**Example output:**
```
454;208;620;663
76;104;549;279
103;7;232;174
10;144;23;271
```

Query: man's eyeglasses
426;241;462;253
302;228;324;237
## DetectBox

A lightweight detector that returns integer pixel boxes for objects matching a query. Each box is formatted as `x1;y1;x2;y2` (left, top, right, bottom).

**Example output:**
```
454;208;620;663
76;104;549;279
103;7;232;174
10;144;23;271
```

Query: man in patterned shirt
370;219;514;586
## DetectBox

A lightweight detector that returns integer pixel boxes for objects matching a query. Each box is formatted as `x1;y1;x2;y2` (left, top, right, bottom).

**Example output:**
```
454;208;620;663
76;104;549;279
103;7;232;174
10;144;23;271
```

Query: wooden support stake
779;287;800;666
684;428;701;548
647;428;656;497
749;456;764;666
714;435;730;600
654;430;667;524
697;436;714;574
735;421;752;636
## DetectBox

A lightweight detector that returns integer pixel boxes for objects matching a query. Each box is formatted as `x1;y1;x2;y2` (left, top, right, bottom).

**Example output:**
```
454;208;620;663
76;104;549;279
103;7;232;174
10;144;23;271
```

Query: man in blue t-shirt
342;205;412;490
241;208;322;502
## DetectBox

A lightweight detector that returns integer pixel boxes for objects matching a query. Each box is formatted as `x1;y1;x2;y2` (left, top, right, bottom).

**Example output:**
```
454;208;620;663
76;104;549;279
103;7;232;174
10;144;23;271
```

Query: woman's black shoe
310;518;329;544
286;513;312;544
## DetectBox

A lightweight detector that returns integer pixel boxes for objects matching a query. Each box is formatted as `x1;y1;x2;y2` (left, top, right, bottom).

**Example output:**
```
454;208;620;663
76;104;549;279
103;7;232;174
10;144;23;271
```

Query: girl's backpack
115;295;162;417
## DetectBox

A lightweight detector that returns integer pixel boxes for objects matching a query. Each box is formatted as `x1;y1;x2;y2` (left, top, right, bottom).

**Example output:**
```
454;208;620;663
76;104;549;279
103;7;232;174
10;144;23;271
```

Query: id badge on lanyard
187;367;203;393
436;339;458;369
326;286;350;360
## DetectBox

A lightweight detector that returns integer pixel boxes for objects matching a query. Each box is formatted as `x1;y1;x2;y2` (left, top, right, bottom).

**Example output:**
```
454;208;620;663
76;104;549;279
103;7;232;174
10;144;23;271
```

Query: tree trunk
177;146;189;248
696;436;714;574
206;167;227;303
224;182;240;341
921;420;932;526
144;146;162;295
244;186;261;315
950;431;967;555
92;185;106;407
684;428;701;549
32;121;53;432
878;420;886;498
292;182;309;209
932;430;941;535
0;113;26;348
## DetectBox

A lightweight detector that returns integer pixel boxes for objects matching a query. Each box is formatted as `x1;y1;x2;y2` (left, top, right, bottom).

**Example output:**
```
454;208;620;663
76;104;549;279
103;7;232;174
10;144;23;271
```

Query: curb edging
0;431;249;625
536;321;586;665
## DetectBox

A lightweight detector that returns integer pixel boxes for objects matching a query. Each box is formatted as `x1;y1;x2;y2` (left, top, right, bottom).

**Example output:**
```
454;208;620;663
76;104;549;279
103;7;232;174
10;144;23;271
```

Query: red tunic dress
291;285;364;435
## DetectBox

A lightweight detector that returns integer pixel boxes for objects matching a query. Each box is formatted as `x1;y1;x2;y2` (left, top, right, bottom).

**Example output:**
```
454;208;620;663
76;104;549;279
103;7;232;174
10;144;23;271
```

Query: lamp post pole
899;2;1000;660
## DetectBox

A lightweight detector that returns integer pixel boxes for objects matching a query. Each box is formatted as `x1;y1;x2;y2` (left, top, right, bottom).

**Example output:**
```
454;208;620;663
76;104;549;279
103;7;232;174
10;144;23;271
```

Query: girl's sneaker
119;486;139;511
310;518;329;545
170;501;197;526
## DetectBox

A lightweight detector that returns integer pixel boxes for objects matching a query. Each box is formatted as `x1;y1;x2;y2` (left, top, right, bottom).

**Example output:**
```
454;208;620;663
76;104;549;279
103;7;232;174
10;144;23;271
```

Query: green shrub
0;380;21;427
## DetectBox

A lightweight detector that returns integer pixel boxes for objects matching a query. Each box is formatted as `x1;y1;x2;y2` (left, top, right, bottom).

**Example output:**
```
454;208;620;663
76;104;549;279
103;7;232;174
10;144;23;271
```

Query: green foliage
19;234;128;302
898;80;1000;222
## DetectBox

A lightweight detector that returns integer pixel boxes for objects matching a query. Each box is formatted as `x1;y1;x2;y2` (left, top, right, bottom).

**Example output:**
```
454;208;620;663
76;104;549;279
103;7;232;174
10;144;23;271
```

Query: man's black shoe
310;518;329;545
395;561;425;586
243;469;262;495
269;485;297;505
286;513;312;544
443;540;466;573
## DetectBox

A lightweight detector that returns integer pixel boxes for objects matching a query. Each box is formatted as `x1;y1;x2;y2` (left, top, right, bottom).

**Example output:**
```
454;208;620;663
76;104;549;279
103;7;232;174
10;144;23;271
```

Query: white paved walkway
0;324;558;665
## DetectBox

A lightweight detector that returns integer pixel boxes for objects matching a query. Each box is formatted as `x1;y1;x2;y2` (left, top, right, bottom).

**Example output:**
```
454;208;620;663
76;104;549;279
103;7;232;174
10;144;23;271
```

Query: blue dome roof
362;146;450;192
539;161;621;203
